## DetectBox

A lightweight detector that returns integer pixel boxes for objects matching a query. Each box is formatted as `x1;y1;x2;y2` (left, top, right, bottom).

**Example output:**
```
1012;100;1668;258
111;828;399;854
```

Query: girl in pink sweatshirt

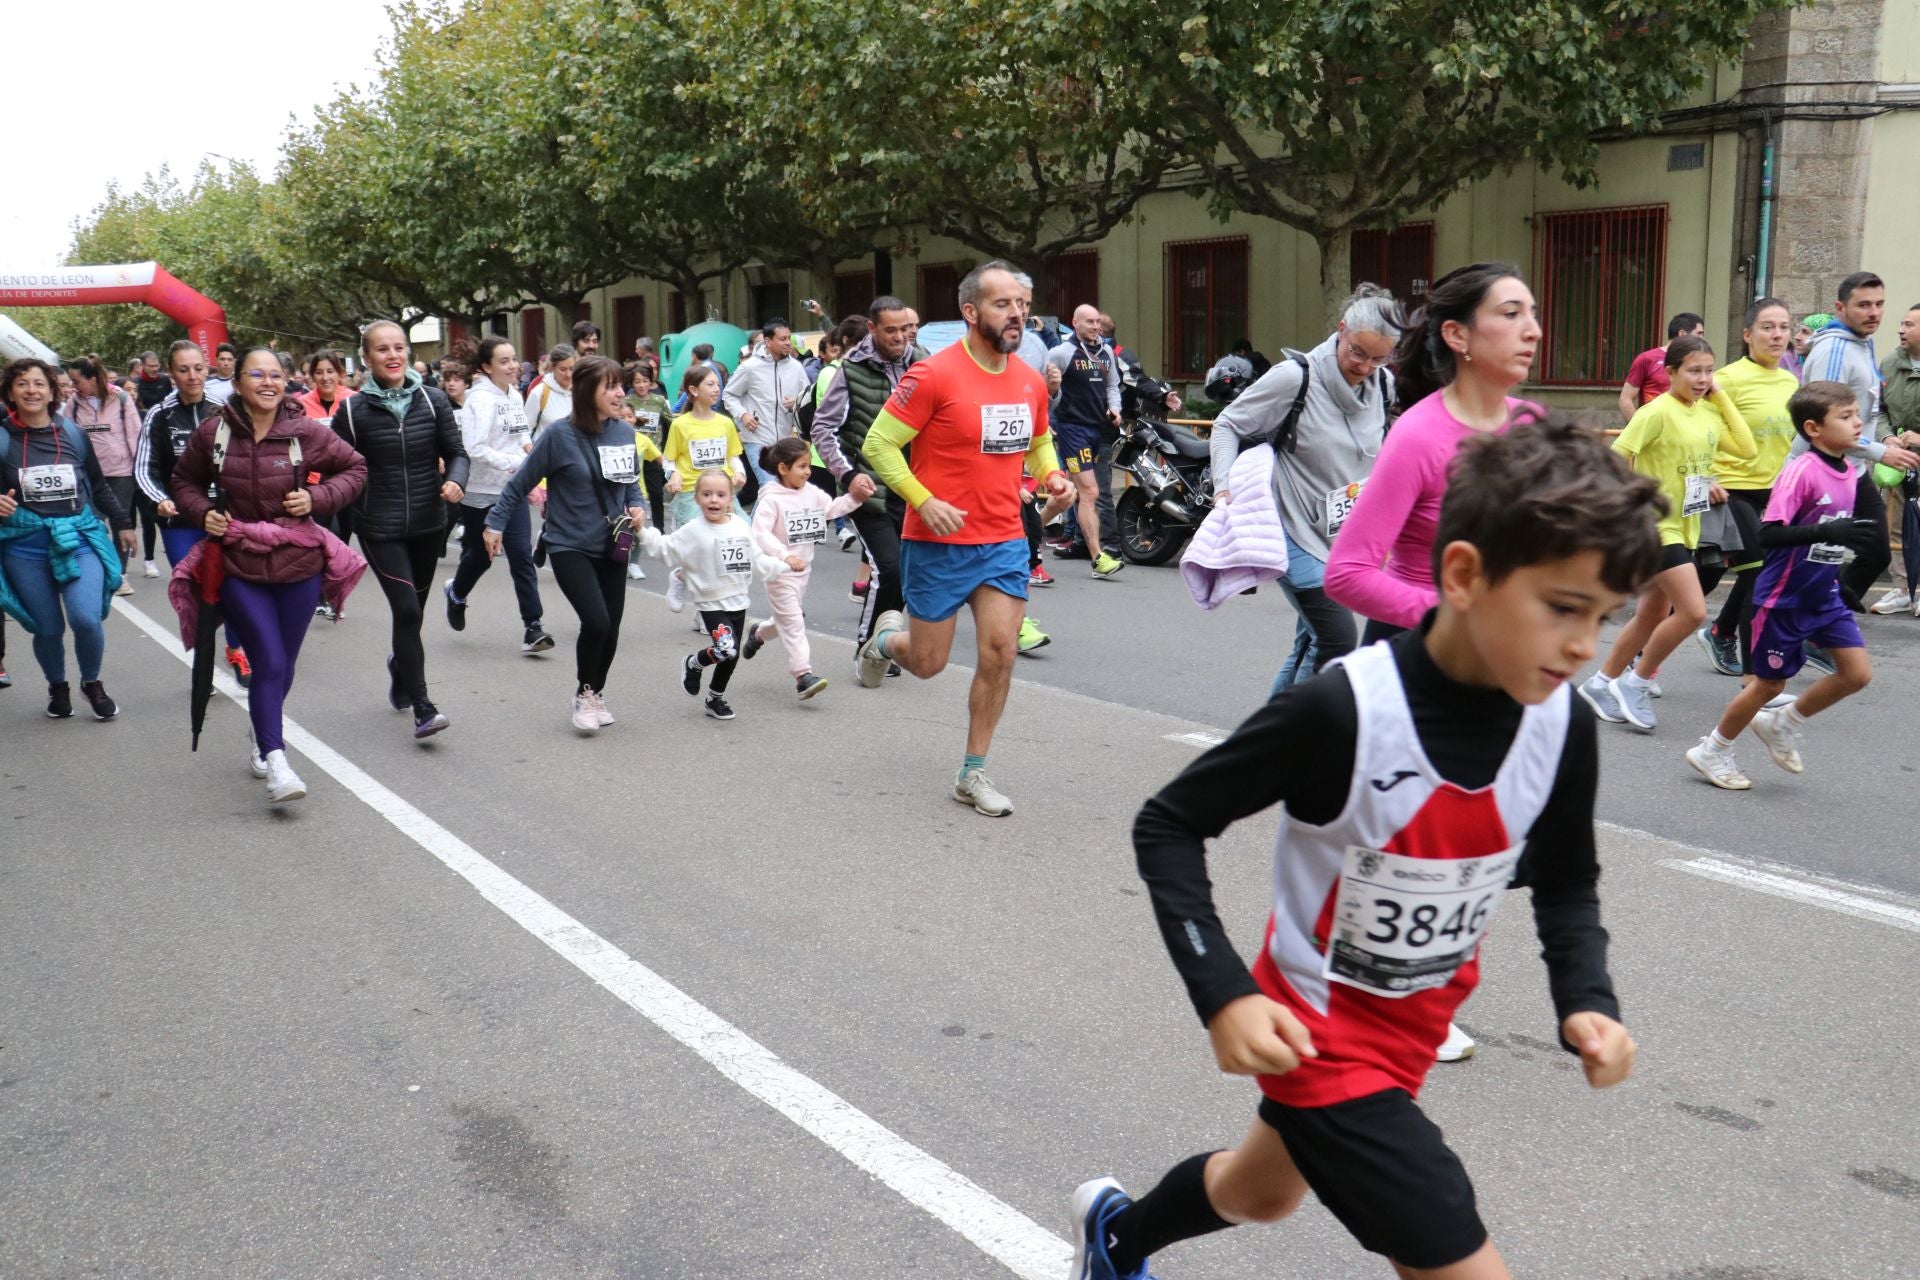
742;437;873;698
1325;263;1544;642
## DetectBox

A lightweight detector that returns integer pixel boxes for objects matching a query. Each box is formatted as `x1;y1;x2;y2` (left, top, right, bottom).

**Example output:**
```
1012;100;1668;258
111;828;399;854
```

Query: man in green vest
812;295;919;662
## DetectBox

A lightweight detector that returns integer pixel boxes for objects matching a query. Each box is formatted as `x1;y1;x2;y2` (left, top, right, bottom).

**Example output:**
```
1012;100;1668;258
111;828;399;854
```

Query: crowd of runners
4;255;1915;1278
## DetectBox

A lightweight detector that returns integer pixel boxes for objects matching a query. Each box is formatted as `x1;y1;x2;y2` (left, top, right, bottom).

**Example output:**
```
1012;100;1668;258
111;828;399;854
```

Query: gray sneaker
954;768;1012;817
1609;675;1657;731
859;610;904;688
1577;674;1625;723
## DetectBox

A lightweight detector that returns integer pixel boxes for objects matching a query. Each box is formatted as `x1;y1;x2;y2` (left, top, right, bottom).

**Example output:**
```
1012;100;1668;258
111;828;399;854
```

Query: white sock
1709;730;1735;750
1783;702;1810;726
1623;670;1653;689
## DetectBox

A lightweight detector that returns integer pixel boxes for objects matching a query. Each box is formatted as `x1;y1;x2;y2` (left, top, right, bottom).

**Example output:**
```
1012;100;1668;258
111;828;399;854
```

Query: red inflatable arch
0;262;230;353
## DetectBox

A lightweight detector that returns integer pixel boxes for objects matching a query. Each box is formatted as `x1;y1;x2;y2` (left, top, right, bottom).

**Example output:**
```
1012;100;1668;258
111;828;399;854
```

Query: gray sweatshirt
487;418;644;557
1794;321;1889;464
1208;334;1390;562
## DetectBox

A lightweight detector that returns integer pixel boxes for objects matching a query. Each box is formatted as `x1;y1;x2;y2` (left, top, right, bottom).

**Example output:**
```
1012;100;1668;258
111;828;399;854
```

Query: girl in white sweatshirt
740;437;873;698
639;468;787;720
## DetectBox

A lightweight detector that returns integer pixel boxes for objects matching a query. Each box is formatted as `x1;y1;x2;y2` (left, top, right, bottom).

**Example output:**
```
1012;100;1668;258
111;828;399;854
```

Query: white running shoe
247;731;269;779
626;561;646;581
665;568;687;613
571;692;601;735
143;560;160;579
1686;738;1752;790
1748;707;1805;774
1870;588;1913;615
590;689;615;726
1436;1022;1476;1063
837;528;858;552
264;750;307;803
954;768;1012;817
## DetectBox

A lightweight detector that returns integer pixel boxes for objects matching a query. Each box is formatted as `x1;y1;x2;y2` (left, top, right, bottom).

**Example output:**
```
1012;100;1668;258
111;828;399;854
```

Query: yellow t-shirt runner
662;412;745;489
1612;388;1756;548
1710;357;1799;491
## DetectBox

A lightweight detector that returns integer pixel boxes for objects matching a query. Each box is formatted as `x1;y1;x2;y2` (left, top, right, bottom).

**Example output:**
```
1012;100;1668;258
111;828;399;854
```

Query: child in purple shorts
1686;380;1878;789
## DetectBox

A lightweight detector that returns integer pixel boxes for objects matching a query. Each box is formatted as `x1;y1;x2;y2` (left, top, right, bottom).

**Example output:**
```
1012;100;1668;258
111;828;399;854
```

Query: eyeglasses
1340;340;1393;370
243;371;288;383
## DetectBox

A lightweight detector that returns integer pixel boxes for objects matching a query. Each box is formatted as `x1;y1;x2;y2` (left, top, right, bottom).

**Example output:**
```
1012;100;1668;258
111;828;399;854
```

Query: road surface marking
1660;854;1920;936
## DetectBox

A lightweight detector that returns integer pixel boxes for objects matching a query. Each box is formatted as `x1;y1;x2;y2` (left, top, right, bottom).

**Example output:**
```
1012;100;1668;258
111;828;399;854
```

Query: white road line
1661;855;1920;936
111;600;1072;1279
1163;731;1225;748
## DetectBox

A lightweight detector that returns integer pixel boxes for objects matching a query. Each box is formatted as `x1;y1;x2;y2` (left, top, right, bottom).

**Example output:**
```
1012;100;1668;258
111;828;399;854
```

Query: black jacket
136;395;225;529
330;385;469;540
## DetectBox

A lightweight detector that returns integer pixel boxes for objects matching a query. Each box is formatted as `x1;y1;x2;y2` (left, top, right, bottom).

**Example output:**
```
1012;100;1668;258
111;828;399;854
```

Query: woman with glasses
1208;284;1401;693
330;320;469;740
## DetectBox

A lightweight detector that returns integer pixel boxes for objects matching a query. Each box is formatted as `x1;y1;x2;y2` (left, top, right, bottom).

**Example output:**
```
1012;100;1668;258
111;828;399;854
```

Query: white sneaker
953;768;1012;817
115;579;135;597
247;730;268;779
1436;1022;1476;1063
838;528;858;552
626;561;647;581
665;568;687;613
571;692;601;735
590;689;615;726
1748;707;1805;774
142;560;159;579
1870;589;1913;615
1685;738;1752;790
264;750;306;803
858;610;904;688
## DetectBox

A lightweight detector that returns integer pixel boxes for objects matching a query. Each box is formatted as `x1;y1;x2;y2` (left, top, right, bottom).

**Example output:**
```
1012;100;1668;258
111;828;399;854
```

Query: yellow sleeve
725;421;744;458
863;409;932;508
637;434;663;463
1613;399;1665;460
1708;389;1758;461
663;418;687;467
1024;429;1062;485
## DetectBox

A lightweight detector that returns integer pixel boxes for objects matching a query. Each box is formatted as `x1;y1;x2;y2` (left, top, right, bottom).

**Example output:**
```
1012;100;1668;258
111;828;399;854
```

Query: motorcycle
1111;371;1214;565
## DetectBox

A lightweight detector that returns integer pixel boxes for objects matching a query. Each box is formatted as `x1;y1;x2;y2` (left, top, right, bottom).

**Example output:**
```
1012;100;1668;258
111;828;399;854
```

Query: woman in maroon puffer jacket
172;347;365;802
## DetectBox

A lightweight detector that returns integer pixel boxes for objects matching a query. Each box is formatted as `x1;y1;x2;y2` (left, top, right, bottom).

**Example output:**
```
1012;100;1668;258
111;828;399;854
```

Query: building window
834;271;874;322
1533;205;1668;386
917;264;961;323
1042;250;1100;320
574;300;593;325
520;308;547;360
614;295;646;358
1165;237;1249;381
1351;224;1435;305
750;282;792;330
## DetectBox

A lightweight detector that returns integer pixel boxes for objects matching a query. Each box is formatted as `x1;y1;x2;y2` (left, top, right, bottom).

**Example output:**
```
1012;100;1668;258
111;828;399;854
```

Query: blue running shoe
1070;1177;1154;1279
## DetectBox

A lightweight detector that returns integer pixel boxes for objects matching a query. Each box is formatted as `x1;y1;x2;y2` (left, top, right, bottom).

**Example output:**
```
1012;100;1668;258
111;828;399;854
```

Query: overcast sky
1;0;395;268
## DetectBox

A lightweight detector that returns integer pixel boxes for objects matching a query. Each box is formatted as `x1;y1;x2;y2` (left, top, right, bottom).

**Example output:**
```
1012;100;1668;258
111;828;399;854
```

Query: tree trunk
1315;226;1354;332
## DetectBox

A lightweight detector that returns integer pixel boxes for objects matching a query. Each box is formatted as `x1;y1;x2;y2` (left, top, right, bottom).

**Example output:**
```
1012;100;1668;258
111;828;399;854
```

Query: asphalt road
3;541;1916;1278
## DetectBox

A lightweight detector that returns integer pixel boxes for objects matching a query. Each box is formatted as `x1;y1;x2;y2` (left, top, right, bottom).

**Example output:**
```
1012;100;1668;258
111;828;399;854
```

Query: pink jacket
64;391;144;476
1324;392;1531;630
166;518;368;648
1180;443;1289;610
749;480;862;569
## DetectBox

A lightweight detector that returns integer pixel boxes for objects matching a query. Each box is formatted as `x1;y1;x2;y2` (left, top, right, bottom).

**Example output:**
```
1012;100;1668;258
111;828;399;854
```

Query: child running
660;365;747;612
639;467;787;721
1579;335;1755;732
741;437;874;699
1685;381;1878;790
1072;420;1654;1280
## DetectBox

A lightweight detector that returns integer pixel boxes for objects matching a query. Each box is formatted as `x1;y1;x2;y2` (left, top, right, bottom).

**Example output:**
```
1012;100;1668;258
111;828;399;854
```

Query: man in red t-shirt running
858;262;1072;816
1617;311;1705;420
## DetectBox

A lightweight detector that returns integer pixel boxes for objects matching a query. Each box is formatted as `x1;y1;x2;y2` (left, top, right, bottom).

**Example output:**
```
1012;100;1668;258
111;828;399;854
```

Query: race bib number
1809;513;1850;564
597;444;637;483
1682;474;1712;518
20;464;78;503
717;536;753;577
784;506;827;545
980;403;1034;455
637;409;662;440
502;405;530;437
689;435;729;468
1324;480;1366;536
1324;844;1520;998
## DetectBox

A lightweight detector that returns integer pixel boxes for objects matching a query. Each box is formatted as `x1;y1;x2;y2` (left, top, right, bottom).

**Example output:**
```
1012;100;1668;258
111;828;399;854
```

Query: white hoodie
461;378;534;505
640;512;787;611
525;374;572;438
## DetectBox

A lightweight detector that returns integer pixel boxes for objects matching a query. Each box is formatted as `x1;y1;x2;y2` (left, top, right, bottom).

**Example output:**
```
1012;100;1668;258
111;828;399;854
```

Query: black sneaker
796;673;826;700
681;653;703;696
742;619;769;661
47;681;72;719
1695;625;1741;677
80;680;118;721
522;624;555;654
886;662;902;678
412;701;450;739
444;580;466;632
385;654;408;711
704;692;735;720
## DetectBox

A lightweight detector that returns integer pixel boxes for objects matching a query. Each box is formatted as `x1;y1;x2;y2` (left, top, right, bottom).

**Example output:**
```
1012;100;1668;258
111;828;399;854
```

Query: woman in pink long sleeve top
1325;264;1544;642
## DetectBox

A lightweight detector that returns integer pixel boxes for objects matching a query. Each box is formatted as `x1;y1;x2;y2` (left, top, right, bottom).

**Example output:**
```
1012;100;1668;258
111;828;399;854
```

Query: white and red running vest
1252;641;1571;1107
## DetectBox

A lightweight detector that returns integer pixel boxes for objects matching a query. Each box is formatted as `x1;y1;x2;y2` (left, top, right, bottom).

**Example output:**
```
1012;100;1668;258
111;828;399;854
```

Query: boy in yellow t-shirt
1580;335;1755;733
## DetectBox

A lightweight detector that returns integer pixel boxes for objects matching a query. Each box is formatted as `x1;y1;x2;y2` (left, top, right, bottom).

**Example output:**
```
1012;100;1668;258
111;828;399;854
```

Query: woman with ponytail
1325;263;1544;643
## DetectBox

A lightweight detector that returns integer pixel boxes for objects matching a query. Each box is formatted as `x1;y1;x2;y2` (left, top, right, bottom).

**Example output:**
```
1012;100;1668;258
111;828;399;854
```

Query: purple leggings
219;575;323;753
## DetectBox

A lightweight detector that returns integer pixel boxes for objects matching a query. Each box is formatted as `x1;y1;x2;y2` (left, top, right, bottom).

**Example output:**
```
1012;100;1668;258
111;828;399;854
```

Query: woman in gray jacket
1209;284;1399;693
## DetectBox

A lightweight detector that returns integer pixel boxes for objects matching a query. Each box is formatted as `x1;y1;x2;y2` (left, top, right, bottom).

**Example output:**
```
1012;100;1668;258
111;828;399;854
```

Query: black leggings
550;550;627;692
849;500;905;644
361;531;443;705
643;457;668;531
1702;488;1769;671
696;608;746;692
1361;617;1407;646
1293;585;1358;670
1022;496;1044;569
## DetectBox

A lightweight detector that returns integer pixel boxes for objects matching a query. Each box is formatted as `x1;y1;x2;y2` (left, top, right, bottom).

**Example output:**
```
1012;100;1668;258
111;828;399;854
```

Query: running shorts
1751;600;1862;678
1055;422;1104;473
1259;1089;1487;1269
1657;542;1694;572
899;536;1029;622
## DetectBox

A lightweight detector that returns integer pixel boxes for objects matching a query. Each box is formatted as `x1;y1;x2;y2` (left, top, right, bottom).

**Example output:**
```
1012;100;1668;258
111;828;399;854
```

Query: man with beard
856;262;1072;816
